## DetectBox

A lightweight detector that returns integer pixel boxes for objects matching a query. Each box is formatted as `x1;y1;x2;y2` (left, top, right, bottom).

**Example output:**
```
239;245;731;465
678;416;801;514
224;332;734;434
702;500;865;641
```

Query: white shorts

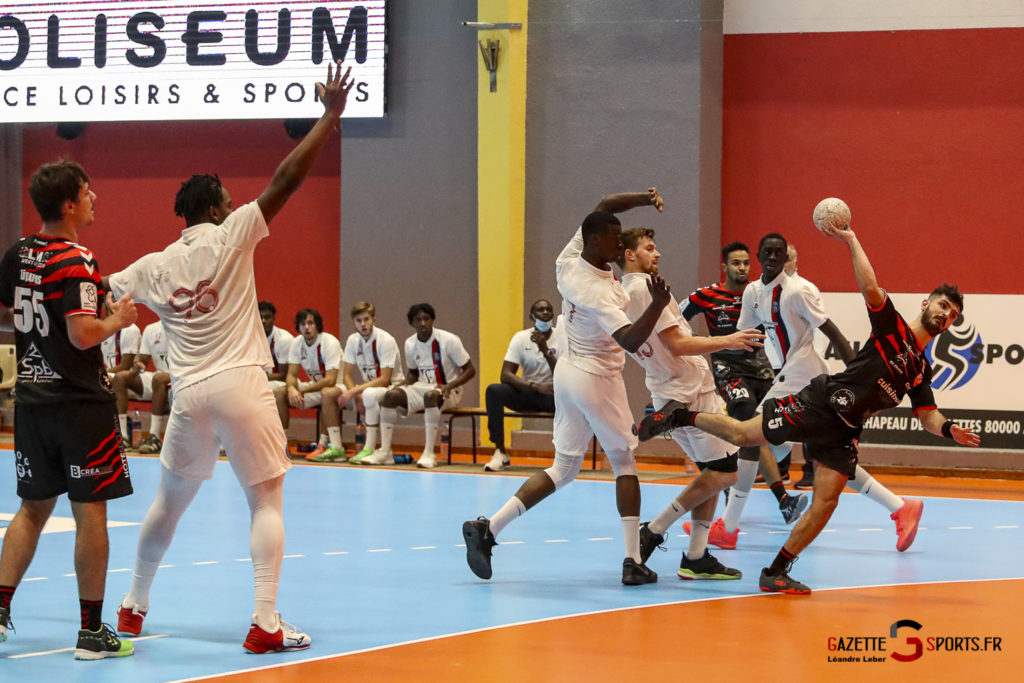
398;382;463;415
161;366;291;487
268;379;286;391
127;371;160;401
654;390;734;464
552;361;637;457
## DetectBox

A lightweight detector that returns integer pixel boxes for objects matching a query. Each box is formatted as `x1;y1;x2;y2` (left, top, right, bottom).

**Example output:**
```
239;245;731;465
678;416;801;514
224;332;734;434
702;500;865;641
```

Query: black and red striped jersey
682;283;773;380
818;295;935;425
0;234;113;404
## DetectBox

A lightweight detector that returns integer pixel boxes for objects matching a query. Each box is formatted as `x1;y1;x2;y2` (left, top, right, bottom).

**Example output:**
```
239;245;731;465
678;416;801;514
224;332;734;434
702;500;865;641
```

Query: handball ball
812;197;851;232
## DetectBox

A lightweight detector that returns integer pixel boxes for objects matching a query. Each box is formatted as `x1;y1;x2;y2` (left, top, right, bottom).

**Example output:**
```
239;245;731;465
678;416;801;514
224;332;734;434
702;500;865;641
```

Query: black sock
0;585;14;611
80;599;103;631
674;408;699;426
770;481;787;503
768;547;797;575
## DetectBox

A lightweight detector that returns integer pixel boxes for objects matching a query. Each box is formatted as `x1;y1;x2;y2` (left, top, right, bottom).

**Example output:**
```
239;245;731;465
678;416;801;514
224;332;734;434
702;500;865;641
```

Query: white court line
821;529;837;533
500;541;524;545
410;546;436;550
857;528;883;532
107;568;131;573
63;572;75;577
367;549;392;553
996;525;1020;529
283;554;305;559
587;537;612;541
767;531;788;535
323;551;348;556
23;577;46;582
7;633;169;659
192;561;218;566
544;539;568;543
236;558;251;562
159;564;175;569
948;526;974;530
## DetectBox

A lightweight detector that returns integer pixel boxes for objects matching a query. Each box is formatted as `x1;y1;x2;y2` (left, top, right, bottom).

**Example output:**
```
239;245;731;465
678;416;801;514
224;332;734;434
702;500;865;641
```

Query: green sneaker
74;624;135;660
348;447;374;464
310;446;348;463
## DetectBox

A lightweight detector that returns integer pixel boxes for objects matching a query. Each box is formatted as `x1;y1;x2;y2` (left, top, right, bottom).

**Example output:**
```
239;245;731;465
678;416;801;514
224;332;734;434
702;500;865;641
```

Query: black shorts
13;400;133;503
695;451;738;474
715;376;772;421
761;386;862;479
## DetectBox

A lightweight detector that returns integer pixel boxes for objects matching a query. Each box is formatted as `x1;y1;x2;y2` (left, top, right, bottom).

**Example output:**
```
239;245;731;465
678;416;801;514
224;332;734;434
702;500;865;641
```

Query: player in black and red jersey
640;222;980;594
0;160;138;659
682;242;806;525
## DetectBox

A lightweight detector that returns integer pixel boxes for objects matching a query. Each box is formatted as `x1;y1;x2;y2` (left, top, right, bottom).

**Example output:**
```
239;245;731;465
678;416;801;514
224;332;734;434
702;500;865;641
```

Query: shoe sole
462;522;493;580
74;646;135;660
759;584;811;595
622;572;658;586
243;641;311;654
677;569;742;580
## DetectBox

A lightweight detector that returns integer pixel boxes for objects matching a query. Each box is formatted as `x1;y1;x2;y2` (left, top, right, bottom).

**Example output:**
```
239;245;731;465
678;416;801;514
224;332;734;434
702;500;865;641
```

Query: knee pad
544;453;585;490
605;448;637;478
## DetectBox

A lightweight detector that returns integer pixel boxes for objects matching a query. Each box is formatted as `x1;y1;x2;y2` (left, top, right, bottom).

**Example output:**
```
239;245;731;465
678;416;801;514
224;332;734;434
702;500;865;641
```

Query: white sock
423;406;440;453
364;425;378;452
149;414;165;437
687;518;712;559
723;459;758;533
380;407;397;452
119;413;128;437
489;496;526;537
621;516;641;562
650;500;686;536
327;426;342;450
246;483;284;632
849;465;903;513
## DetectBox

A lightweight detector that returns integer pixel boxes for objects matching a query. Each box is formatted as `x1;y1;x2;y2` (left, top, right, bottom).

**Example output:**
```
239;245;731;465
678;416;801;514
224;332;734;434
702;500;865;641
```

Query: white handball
812;197;851;233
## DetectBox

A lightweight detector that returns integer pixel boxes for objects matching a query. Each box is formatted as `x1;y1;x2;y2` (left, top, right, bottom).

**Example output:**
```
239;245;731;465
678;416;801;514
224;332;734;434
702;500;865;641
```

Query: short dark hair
407;303;436;324
351;301;376;318
721;241;749;263
758;232;788;252
930;282;964;317
617;227;655;268
581;211;621;243
28;160;90;222
529;299;552;317
174;174;223;225
258;301;276;316
294;308;323;333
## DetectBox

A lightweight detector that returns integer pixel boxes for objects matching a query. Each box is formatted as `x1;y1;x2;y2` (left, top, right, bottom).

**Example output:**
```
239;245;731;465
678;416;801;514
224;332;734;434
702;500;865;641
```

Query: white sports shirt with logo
139;320;171;373
267;325;294;372
288;331;343;382
404;328;470;387
503;320;566;385
100;323;141;371
342;327;404;385
621;272;714;403
555;228;632;376
108;201;273;391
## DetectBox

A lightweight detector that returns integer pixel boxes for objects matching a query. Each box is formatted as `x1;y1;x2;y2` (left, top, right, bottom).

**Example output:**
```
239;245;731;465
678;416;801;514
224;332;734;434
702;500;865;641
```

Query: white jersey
504;321;566;385
139;320;171;373
267;326;294;375
101;323;140;371
555;228;632;376
108;201;273;391
738;270;828;384
622;272;714;403
288;331;343;382
342;327;404;385
404;328;471;387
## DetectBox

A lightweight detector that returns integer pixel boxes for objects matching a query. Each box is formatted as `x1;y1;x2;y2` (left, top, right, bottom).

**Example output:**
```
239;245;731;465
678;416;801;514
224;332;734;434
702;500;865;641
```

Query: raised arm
823;225;885;309
818;318;856;363
917;407;981;447
612;276;672;352
594;188;664;214
658;326;763;356
257;61;354;224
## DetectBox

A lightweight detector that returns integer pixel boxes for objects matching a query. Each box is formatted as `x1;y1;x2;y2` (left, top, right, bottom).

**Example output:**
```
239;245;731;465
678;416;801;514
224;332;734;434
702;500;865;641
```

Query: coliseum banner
0;1;386;122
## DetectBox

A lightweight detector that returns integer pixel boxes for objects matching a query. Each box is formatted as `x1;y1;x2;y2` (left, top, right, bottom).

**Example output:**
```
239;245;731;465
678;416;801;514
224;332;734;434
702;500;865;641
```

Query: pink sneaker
243;614;311;654
891;498;924;552
116;604;147;636
682;517;739;550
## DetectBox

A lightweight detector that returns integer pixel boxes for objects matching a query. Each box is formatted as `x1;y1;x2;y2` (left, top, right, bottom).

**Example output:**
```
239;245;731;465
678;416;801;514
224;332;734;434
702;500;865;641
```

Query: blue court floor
0;455;1021;681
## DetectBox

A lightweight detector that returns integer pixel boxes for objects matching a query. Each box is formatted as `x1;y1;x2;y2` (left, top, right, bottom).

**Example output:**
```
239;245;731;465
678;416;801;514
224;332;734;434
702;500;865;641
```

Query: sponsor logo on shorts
70;464;114;479
829;388;855;412
15;451;32;481
768;417;783;430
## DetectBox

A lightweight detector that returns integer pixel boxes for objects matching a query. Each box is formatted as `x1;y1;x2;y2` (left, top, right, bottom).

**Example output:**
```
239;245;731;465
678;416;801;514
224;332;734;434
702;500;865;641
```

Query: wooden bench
444;407;601;470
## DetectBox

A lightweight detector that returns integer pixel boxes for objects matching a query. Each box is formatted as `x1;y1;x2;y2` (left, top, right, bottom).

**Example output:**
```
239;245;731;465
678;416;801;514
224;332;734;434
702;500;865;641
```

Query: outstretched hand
316;61;355;119
647;187;664;212
105;292;137;329
952;424;981;448
646;274;671;308
822;223;856;243
723;328;764;351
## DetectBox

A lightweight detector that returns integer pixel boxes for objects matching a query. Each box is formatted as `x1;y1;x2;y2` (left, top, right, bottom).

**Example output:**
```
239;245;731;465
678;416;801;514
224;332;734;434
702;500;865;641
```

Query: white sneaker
360;448;393;465
483;449;510;472
243;612;311;654
417;452;437;469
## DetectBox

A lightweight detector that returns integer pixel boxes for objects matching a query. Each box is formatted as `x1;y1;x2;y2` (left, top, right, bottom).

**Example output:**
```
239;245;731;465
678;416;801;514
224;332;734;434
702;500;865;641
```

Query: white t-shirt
738;270;829;383
342;327;404;385
101;323;141;371
267;326;294;374
108;201;272;391
288;331;343;382
555;228;632;376
404;328;471;387
504;321;565;385
622;272;714;403
139;320;171;373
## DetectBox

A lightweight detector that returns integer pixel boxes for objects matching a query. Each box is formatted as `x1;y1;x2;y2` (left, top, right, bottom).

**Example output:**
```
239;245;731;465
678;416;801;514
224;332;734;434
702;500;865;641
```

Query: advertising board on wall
0;1;386;122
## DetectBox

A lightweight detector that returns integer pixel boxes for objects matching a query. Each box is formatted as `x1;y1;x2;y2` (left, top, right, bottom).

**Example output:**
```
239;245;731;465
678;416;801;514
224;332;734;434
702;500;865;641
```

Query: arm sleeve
379;335;400;368
503;332;524;365
341;335;357;365
595;293;633;337
865;292;898;336
324;336;343;370
555;227;584;276
222;201;270;250
737;287;756;330
681;293;702;321
795;284;829;329
445;332;472;368
909;363;937;412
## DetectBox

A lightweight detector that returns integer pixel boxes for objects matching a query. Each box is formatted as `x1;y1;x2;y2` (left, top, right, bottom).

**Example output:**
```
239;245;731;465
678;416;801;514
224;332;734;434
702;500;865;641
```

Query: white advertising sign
0;1;386;122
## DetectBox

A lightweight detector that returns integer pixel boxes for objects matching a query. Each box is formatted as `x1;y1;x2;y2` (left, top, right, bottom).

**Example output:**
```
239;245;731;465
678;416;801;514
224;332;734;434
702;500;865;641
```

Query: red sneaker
682;517;739;550
243;614;311;654
891;498;924;552
304;444;327;462
116;604;147;636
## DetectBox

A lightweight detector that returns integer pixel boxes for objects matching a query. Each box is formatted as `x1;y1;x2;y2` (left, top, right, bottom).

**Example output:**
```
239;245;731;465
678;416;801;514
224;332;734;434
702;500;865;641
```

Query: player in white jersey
463;188;672;586
111;320;172;453
100;319;140;375
481;299;565;472
321;301;404;464
259;301;294;391
617;227;769;579
362;303;475;469
108;61;355;654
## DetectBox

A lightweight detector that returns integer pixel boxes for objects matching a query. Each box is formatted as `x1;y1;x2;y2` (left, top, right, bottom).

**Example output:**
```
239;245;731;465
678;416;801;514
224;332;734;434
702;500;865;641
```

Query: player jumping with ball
638;219;980;594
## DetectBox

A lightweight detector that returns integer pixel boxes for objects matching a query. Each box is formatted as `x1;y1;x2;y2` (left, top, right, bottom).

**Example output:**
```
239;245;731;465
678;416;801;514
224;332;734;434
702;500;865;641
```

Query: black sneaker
779;493;809;524
792;474;815;490
754;471;791;485
0;606;13;642
639;522;666;564
758;567;811;595
462;517;498;580
635;400;690;442
622;557;658;585
74;623;135;660
677;550;742;580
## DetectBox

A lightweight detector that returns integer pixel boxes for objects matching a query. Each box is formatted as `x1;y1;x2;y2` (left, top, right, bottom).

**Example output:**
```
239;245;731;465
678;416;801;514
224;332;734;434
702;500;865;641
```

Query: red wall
722;27;1024;294
21;120;341;332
